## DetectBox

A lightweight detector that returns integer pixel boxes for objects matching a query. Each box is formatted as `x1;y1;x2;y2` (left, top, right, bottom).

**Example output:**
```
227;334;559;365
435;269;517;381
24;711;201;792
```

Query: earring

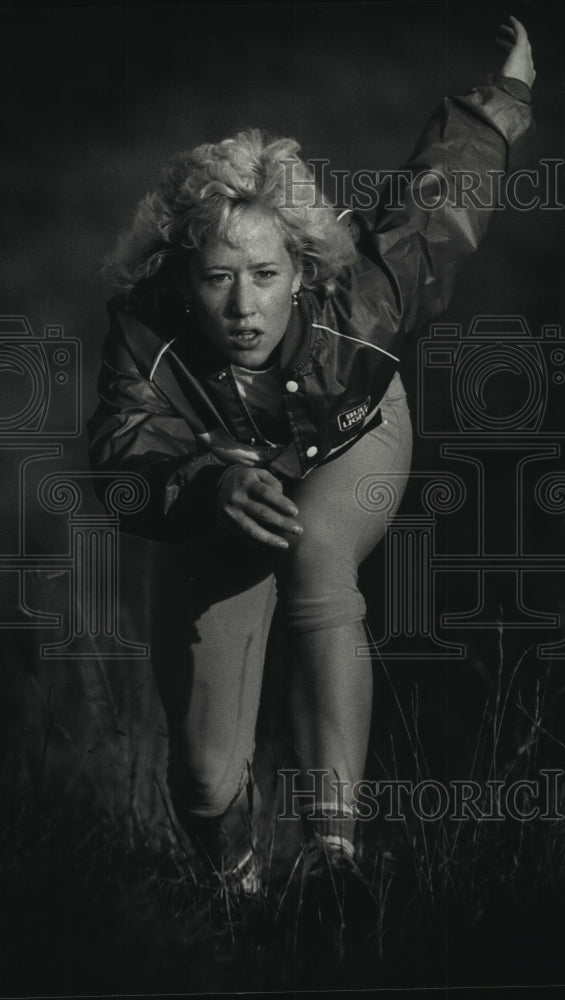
183;299;191;315
292;288;300;307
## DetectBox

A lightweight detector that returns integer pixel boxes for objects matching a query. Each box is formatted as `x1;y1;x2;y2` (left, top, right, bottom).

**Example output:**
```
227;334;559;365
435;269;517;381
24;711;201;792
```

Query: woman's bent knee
167;744;250;819
276;525;367;631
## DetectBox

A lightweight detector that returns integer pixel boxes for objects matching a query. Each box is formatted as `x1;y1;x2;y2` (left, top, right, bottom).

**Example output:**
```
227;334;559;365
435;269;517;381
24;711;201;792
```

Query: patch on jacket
337;396;371;432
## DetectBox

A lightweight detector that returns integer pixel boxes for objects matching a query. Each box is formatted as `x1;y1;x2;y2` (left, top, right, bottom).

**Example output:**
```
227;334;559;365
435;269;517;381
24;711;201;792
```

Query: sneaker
296;837;379;951
222;847;262;898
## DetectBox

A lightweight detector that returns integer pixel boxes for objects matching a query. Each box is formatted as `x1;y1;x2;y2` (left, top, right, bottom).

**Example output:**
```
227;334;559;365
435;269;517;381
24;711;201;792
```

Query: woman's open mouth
230;329;263;347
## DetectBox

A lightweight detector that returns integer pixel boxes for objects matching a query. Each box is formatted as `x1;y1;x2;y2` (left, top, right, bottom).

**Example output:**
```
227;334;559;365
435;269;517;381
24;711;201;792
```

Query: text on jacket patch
337;396;371;432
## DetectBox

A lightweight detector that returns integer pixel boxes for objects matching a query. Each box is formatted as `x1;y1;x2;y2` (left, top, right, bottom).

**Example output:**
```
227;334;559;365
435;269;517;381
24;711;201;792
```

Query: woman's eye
256;270;277;280
207;273;230;284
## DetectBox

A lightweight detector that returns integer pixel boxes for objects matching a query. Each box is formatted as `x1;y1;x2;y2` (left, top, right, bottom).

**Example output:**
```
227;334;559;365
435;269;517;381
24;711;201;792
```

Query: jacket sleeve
87;311;227;544
351;76;534;343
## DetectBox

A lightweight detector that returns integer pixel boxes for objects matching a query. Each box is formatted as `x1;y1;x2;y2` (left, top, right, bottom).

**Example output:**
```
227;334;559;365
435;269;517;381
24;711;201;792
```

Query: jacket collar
278;293;314;374
110;280;188;381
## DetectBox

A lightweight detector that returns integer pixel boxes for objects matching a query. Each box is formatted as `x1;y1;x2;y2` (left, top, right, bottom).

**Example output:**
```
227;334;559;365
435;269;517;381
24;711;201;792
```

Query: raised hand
496;16;536;88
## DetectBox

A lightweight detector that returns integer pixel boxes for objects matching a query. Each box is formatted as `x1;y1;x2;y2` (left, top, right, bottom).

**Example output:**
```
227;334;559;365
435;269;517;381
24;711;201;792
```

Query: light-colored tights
151;374;412;870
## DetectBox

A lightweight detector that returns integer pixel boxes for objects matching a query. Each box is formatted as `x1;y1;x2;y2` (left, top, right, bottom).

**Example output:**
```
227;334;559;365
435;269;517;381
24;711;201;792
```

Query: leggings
150;373;413;867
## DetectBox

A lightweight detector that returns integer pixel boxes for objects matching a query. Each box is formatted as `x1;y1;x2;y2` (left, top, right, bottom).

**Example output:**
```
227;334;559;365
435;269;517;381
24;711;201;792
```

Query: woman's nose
230;278;256;317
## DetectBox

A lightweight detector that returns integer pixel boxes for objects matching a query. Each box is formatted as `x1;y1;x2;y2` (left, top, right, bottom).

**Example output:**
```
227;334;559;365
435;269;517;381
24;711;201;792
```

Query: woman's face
184;206;301;370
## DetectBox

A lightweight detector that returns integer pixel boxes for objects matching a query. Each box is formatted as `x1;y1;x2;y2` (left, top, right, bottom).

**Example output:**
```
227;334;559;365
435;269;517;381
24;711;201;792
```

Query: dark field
2;1;565;996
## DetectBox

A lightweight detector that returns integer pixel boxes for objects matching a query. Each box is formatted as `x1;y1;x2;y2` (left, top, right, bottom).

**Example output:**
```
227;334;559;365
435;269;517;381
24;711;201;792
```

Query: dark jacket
88;77;533;543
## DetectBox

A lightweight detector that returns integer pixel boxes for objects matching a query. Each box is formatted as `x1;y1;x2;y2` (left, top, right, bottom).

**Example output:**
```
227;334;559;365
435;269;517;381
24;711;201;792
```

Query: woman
88;19;535;911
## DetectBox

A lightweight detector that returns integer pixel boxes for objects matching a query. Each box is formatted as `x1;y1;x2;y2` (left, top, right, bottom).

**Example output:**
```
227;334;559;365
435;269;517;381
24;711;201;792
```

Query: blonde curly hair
105;129;357;292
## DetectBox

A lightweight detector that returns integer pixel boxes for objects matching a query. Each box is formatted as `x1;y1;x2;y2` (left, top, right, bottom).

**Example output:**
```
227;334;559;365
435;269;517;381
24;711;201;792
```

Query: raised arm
351;18;535;343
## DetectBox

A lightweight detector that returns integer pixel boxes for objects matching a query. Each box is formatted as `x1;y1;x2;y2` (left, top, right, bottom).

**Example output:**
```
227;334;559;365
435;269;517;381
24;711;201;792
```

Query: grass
2;625;565;996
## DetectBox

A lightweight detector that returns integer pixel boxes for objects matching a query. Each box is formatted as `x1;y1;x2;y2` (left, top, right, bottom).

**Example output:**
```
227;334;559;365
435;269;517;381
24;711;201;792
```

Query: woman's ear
291;272;303;296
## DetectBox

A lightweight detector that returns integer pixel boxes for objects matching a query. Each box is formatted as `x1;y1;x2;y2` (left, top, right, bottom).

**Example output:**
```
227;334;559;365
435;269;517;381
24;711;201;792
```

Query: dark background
1;1;565;994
